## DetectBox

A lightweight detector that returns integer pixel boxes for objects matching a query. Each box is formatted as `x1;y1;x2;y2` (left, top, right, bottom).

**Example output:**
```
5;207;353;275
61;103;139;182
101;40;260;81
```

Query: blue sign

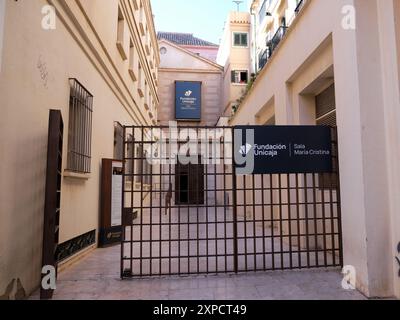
175;81;202;120
234;126;333;175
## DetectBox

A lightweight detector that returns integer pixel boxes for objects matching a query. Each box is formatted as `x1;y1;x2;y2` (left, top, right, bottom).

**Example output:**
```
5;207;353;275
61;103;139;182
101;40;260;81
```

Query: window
67;79;93;174
126;134;134;183
128;39;137;81
139;1;145;36
138;62;144;97
113;122;124;161
143;150;152;185
231;70;249;84
233;32;248;47
135;145;143;183
116;6;127;60
134;145;151;185
160;47;167;55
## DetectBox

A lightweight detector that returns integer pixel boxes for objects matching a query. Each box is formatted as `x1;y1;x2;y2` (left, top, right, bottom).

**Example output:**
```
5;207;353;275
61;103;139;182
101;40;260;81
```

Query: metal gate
120;125;343;278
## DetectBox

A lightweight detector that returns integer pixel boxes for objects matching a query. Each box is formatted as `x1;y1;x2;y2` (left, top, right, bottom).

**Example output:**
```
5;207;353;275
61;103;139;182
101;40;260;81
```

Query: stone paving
30;245;366;300
123;206;339;276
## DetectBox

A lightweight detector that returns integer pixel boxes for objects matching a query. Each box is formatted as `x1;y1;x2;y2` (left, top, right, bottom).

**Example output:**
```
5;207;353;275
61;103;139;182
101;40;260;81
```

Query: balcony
270;26;288;53
258;47;270;71
256;0;308;73
257;26;288;72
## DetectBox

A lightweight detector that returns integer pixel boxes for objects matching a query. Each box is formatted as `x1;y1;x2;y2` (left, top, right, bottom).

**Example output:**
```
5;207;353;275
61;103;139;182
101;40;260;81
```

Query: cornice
159;39;224;70
159;68;223;75
122;0;159;104
143;0;160;65
48;0;158;125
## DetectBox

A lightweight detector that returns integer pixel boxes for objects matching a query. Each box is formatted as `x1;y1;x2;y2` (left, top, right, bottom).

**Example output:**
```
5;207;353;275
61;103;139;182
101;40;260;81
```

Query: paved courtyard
123;205;341;276
30;245;365;300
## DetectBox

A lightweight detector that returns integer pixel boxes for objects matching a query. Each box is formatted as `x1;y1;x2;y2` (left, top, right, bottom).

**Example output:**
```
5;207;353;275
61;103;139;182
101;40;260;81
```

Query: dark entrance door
175;158;204;205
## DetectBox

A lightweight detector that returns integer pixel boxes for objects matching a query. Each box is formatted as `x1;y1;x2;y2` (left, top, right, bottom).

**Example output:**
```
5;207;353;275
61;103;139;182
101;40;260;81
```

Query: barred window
135;145;143;184
134;145;151;185
67;79;93;174
114;122;124;161
126;134;134;183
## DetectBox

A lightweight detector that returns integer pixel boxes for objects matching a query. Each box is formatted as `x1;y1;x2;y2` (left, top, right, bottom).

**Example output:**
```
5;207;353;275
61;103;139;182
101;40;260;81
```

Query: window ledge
138;88;144;97
139;22;145;36
129;69;137;82
64;170;91;180
116;41;127;61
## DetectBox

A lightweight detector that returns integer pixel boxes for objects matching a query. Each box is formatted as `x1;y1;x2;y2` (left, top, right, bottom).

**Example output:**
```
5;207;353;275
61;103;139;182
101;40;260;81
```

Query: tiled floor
30;245;366;300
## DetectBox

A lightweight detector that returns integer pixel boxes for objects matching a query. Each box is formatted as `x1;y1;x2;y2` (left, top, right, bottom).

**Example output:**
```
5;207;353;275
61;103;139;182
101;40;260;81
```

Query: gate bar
231;129;238;273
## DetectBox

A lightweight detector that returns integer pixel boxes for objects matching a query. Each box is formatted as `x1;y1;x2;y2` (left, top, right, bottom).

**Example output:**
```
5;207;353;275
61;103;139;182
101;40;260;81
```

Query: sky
151;0;250;45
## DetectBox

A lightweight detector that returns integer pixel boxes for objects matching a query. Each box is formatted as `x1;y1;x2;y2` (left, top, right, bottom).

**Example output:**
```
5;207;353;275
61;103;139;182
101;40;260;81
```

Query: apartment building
0;0;159;297
217;11;252;117
229;0;400;298
251;0;303;72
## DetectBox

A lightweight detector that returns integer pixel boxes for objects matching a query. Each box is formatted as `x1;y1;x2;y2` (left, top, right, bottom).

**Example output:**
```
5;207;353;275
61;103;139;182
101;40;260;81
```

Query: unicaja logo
239;143;252;156
185;90;193;97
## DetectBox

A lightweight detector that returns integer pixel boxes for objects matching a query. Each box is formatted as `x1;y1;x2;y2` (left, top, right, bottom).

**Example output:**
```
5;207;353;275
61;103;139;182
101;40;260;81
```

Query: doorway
175;157;204;205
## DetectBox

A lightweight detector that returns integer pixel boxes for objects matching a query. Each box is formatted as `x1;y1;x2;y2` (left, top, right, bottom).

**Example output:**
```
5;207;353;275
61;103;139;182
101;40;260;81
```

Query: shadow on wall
0;279;27;300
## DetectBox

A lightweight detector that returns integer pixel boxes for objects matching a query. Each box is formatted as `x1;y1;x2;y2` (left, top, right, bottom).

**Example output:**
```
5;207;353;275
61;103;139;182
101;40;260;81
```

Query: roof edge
158;39;224;70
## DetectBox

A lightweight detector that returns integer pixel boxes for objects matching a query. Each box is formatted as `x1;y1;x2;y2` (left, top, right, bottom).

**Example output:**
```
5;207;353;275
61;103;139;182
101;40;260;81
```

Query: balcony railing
257;1;305;72
257;26;288;72
295;0;305;14
270;26;288;53
258;47;270;71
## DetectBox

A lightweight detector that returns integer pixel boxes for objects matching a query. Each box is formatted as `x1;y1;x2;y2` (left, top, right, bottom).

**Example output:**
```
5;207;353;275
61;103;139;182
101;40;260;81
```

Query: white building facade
229;0;400;299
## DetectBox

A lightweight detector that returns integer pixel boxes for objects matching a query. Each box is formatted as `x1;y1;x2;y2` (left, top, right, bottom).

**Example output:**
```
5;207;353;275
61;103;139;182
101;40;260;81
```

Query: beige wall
230;0;400;298
0;0;159;297
158;40;223;126
395;0;400;104
182;45;219;62
217;11;252;115
379;0;400;299
0;0;4;73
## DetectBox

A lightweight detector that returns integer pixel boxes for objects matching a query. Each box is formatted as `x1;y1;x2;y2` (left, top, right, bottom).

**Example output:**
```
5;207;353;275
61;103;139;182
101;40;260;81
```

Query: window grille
114;122;124;161
67;78;93;174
